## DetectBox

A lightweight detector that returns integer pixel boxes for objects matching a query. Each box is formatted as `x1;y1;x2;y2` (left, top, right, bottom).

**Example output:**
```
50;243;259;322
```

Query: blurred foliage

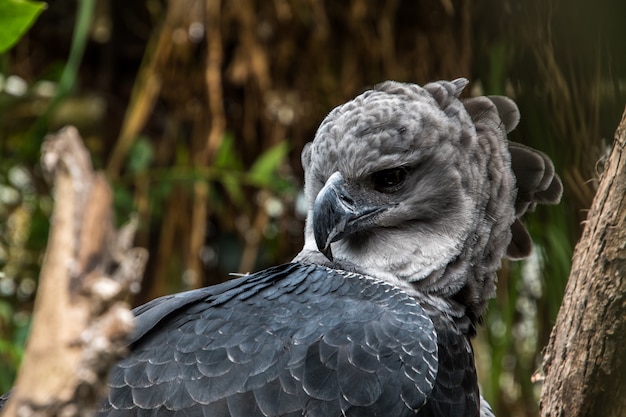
0;1;624;416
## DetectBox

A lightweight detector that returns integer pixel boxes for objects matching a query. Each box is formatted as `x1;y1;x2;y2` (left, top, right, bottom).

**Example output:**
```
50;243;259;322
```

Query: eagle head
294;79;562;320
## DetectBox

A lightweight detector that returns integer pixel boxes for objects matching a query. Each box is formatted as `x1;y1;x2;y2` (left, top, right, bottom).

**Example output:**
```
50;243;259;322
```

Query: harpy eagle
2;79;562;416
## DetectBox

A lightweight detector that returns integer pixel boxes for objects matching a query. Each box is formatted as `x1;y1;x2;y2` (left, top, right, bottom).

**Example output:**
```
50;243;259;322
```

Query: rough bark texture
540;108;626;417
1;127;147;417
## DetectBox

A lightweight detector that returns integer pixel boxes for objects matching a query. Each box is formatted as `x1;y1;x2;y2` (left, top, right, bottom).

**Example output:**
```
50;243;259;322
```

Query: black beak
313;172;390;261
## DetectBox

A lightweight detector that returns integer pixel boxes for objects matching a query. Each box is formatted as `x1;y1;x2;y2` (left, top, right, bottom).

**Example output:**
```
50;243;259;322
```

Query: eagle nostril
338;191;355;207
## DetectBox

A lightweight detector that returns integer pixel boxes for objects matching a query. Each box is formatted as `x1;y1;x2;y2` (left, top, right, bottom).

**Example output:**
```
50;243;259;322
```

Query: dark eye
372;167;409;193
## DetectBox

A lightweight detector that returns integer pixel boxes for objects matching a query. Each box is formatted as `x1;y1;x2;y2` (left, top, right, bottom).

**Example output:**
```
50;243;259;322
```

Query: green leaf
249;142;289;186
221;171;245;208
0;0;47;53
213;133;243;170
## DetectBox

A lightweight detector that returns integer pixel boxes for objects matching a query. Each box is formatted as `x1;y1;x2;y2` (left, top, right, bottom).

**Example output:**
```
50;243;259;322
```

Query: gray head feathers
294;79;562;322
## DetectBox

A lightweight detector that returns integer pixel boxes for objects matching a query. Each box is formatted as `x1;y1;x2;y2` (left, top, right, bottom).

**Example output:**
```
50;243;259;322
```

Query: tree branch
540;108;626;416
2;127;147;417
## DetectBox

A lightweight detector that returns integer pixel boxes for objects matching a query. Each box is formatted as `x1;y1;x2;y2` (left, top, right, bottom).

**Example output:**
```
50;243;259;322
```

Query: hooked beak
313;172;392;261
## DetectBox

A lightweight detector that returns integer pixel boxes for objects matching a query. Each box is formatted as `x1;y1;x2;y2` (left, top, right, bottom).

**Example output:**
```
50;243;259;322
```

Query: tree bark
1;127;147;417
540;108;626;417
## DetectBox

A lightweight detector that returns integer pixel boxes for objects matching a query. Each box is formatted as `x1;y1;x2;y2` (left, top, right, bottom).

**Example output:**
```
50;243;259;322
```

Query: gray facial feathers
295;80;562;322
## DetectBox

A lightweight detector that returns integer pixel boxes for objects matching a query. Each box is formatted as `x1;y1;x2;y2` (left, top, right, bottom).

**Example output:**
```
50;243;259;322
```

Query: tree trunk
1;127;147;417
540;108;626;417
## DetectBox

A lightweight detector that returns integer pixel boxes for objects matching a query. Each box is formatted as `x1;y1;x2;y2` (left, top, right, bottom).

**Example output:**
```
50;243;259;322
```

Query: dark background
1;1;624;416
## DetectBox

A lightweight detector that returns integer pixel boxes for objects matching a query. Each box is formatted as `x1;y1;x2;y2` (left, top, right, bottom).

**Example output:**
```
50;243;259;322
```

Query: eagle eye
372;167;409;193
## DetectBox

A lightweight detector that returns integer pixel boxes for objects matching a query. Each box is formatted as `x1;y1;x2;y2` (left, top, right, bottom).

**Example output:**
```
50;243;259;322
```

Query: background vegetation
0;1;624;416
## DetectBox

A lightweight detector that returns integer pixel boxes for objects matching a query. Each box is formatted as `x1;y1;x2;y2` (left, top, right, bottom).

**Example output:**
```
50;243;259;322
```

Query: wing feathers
102;264;440;417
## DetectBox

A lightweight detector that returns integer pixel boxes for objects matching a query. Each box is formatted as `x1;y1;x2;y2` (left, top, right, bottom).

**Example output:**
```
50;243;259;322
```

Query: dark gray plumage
102;264;444;417
1;80;562;417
